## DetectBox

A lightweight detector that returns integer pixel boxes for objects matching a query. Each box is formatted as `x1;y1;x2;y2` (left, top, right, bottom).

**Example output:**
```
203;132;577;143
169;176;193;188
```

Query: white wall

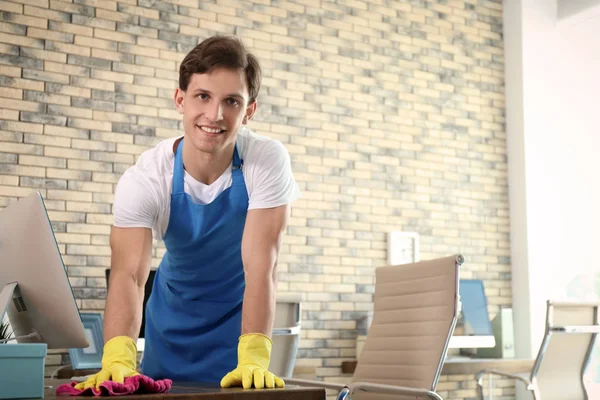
504;0;600;397
504;0;562;362
555;13;600;295
558;0;600;20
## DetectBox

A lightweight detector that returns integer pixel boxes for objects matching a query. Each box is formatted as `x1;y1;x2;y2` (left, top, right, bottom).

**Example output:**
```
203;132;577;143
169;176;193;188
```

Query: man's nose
207;101;223;121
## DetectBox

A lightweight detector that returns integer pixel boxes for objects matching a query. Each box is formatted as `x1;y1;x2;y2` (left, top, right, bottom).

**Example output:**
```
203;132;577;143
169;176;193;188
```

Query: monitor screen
0;191;88;349
448;279;495;349
459;279;494;336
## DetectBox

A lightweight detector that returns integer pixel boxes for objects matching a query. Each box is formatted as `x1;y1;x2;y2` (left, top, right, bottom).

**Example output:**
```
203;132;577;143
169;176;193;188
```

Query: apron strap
172;138;185;194
231;145;244;186
172;140;244;194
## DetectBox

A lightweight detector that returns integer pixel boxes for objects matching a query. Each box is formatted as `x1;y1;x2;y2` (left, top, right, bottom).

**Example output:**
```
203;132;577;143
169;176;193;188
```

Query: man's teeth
199;126;222;134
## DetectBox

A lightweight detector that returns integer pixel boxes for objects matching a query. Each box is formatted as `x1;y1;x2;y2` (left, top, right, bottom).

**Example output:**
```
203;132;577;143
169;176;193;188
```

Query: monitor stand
0;282;41;343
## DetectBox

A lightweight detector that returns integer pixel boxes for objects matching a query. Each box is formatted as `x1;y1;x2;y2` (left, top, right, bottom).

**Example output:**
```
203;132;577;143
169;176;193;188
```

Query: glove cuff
102;335;138;370
239;332;272;345
237;333;272;369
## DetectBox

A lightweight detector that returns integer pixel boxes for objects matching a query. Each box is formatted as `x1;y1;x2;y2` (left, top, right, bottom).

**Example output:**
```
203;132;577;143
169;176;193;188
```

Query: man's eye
198;93;209;100
227;98;239;106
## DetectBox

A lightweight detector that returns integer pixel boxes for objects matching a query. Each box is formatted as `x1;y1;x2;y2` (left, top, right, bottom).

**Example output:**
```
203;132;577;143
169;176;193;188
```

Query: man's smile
196;125;225;135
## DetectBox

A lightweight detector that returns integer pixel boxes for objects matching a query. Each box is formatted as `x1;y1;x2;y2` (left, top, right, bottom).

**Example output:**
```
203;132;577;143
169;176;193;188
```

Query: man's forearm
241;270;277;336
103;272;145;343
239;205;288;337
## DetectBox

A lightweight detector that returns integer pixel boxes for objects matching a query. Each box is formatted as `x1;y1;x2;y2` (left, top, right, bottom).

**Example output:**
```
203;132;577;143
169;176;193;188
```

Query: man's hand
220;333;285;389
74;336;139;390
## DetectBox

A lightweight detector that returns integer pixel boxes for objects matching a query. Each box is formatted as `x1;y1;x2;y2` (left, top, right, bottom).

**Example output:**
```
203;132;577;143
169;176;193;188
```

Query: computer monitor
0;191;88;349
448;279;496;349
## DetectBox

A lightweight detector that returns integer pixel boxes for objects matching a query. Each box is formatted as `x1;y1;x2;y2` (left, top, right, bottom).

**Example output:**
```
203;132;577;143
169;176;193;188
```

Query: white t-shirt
113;127;301;240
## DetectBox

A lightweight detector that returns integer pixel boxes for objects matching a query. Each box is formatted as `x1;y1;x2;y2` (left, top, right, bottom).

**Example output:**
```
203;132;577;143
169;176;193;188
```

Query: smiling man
76;36;300;391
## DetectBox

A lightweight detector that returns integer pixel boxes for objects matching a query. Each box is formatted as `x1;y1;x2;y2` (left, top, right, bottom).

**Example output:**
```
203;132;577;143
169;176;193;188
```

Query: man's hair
179;35;262;103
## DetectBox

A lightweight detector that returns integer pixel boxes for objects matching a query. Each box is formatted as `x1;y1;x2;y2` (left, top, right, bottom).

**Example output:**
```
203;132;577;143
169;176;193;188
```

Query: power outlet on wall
387;231;420;265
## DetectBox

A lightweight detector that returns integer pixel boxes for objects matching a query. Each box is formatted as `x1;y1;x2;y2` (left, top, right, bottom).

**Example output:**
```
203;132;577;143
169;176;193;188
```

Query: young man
76;35;300;390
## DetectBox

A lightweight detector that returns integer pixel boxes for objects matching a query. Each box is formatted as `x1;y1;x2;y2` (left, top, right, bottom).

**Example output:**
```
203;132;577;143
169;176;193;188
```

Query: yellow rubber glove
74;336;139;390
220;333;285;389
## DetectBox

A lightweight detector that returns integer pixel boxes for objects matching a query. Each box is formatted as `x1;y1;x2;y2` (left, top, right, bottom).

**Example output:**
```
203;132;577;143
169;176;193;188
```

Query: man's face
174;68;256;156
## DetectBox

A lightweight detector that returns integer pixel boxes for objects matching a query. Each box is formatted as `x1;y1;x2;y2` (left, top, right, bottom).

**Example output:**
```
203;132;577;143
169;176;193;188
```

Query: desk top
440;358;534;375
341;358;535;375
46;380;326;400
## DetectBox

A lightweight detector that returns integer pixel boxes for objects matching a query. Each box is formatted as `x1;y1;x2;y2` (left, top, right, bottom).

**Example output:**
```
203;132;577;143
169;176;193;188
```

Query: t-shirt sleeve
113;167;159;230
247;140;301;210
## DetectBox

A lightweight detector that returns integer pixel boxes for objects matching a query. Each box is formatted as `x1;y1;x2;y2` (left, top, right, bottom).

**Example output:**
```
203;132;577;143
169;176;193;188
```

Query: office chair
476;300;600;400
286;254;463;400
270;294;302;378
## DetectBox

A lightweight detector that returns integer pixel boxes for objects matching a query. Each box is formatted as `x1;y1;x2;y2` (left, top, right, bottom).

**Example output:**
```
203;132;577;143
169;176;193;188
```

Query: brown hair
179;35;262;103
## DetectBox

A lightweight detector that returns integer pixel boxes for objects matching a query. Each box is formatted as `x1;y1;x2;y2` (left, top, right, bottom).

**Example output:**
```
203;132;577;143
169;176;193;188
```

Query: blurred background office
0;0;599;399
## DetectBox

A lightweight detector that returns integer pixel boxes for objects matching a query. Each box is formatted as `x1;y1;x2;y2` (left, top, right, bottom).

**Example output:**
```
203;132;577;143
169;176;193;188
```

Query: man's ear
243;101;257;124
174;88;185;114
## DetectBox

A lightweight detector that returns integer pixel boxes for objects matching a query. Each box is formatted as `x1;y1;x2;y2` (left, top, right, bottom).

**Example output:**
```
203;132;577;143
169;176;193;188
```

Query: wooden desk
441;358;534;375
341;358;534;375
46;380;326;400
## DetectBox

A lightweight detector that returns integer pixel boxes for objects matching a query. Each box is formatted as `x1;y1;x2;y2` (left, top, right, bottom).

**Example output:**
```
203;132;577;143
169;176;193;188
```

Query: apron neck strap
172;140;243;194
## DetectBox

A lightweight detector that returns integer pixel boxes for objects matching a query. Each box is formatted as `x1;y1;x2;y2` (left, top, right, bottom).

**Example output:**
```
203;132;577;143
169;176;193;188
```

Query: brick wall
0;0;511;398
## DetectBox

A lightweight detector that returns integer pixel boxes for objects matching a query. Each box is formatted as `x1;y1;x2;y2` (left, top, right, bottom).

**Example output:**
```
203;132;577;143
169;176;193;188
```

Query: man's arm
103;226;153;342
240;204;290;335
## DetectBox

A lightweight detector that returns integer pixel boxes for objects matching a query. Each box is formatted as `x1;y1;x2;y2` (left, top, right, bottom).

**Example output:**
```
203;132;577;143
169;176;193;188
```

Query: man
76;35;300;391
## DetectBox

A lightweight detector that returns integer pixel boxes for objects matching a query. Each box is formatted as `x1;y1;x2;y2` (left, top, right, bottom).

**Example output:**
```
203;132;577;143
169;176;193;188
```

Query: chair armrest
284;377;347;391
272;326;301;335
475;369;532;387
475;369;535;400
349;381;444;400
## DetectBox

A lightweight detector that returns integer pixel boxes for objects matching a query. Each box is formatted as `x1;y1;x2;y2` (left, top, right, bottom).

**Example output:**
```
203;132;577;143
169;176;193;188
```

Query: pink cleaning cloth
55;374;172;396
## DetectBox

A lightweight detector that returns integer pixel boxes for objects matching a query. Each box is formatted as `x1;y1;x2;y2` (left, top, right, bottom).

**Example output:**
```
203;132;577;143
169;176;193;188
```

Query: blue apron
141;139;248;382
